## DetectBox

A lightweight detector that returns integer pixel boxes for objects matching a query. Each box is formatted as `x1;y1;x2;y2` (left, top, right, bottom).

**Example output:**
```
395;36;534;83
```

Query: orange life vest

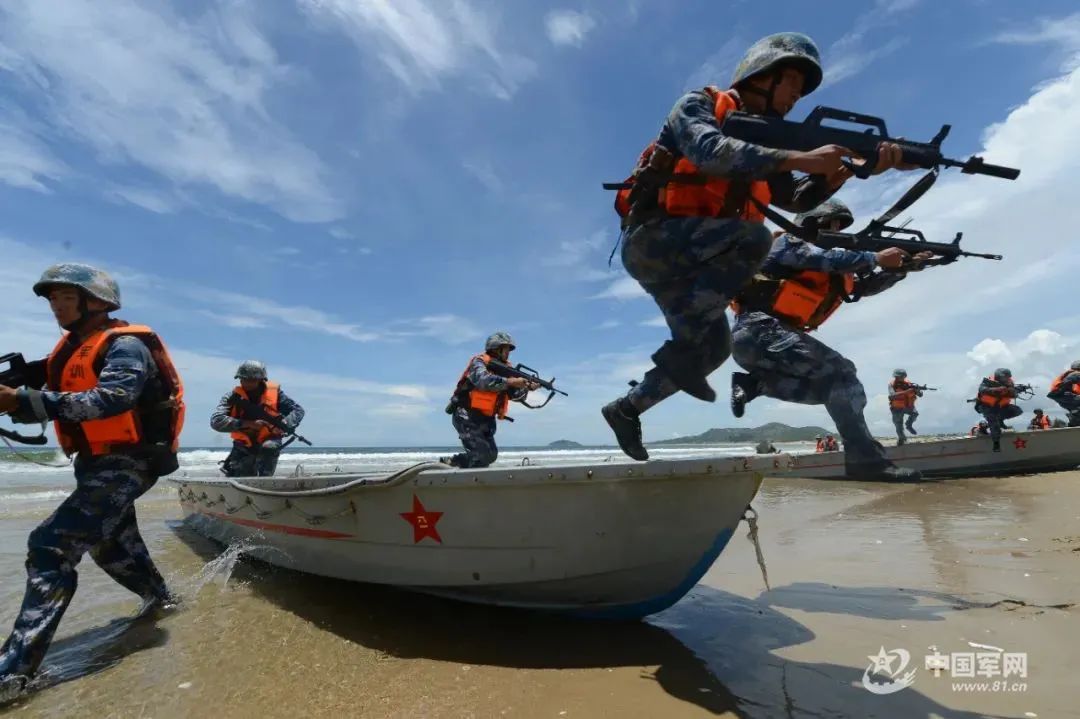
977;377;1013;408
455;354;509;419
229;382;281;446
1030;414;1051;430
735;270;855;331
615;88;772;222
814;439;825;453
1049;371;1080;395
889;379;917;410
46;322;185;457
825;438;838;451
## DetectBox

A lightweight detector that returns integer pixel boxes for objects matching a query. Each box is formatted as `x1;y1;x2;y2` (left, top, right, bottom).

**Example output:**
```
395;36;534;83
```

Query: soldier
0;264;184;698
601;32;913;461
970;420;990;437
210;361;305;477
728;200;927;481
442;332;538;469
1028;408;1051;430
1046;361;1080;426
888;368;923;446
824;434;839;452
974;368;1025;452
814;434;825;453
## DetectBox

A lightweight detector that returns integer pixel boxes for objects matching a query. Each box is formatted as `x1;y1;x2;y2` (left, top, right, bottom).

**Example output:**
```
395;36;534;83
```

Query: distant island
652;422;834;445
547;439;584;449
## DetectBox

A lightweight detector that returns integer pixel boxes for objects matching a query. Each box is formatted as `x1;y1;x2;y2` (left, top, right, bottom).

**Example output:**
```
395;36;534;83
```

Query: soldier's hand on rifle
875;247;909;269
908;251;934;270
871;142;920;173
507;377;540;391
0;385;17;413
781;144;855;176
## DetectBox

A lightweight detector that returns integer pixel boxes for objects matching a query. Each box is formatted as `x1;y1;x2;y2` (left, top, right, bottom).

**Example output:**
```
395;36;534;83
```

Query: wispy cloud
545;10;596;48
590;276;647;301
391;314;484;345
821;0;919;88
107;186;182;214
988;12;1080;71
0;0;343;221
640;316;667;327
300;0;537;100
198;311;269;330
684;34;745;91
0;116;66;192
462;158;504;194
543;230;609;268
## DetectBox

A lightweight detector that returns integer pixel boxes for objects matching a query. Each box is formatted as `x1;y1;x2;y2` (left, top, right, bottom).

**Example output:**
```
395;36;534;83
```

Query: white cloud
400;314;484;345
462;158;504;194
596;319;621;330
640;316;667;328
542;229;609;268
590;277;647;301
198;311;269;330
0;116;66;192
684;35;745;92
821;0;918;88
0;0;343;222
329;227;355;240
544;10;596;48
989;12;1080;70
300;0;537;99
107;186;181;214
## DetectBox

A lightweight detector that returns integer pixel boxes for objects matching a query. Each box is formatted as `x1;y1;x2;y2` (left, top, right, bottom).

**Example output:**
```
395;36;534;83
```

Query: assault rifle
910;385;937;392
967;383;1035;404
720;106;1020;180
0;353;48;445
487;360;568;410
228;395;312;447
776;170;1003;269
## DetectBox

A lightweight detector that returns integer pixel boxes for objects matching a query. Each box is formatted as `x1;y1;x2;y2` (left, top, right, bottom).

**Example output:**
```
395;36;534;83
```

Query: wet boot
0;675;28;706
905;420;917;435
896;435;906;447
730;372;759;418
602;398;648;461
651;340;716;403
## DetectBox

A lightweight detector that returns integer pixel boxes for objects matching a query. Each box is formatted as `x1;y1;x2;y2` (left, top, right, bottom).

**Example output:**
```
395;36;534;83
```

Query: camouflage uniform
888;376;921;445
975;376;1024;445
731;234;908;475
1;335;173;685
446;356;527;469
210;387;305;477
1047;369;1080;426
619;92;839;415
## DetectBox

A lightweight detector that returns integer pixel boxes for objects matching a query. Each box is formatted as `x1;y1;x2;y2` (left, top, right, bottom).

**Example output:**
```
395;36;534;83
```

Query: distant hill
652;422;833;445
547;439;584;449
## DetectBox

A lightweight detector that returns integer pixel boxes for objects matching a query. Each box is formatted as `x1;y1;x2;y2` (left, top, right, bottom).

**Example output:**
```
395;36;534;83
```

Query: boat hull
774;426;1080;479
171;457;766;619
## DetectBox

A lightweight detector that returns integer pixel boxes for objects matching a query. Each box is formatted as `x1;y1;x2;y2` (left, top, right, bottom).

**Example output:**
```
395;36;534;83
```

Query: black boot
730;372;758;418
992;439;1001;452
905;421;917;435
651;340;716;403
602;398;648;461
897;435;906;446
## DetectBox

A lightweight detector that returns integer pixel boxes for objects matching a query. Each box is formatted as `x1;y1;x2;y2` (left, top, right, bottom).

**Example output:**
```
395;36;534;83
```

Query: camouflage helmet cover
993;368;1012;381
892;368;908;378
33;263;121;311
235;360;268;380
730;32;823;96
1034;408;1044;414
485;331;516;352
795;199;854;231
1071;360;1080;371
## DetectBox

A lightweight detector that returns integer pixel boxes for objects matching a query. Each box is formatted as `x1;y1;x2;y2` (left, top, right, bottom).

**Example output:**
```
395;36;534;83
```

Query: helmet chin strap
737;73;783;117
60;293;108;333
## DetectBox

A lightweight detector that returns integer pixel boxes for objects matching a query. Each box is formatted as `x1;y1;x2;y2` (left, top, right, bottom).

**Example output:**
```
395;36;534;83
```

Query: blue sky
3;0;1080;447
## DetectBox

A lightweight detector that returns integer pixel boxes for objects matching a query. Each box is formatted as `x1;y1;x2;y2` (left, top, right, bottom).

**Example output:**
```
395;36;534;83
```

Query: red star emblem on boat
400;494;443;544
1013;437;1027;450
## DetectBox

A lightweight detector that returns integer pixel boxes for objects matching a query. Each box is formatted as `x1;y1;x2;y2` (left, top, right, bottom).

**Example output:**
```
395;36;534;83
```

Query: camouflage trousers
619;217;773;413
448;409;498;468
975;403;1023;441
731;311;889;473
891;408;918;442
1049;396;1080;426
221;440;282;477
0;454;169;682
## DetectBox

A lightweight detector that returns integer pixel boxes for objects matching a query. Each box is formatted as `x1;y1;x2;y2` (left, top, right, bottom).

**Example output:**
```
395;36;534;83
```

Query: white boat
773;426;1080;479
170;456;768;619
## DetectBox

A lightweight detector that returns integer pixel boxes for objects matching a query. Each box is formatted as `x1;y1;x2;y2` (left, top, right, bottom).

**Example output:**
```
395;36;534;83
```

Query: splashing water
181;536;291;599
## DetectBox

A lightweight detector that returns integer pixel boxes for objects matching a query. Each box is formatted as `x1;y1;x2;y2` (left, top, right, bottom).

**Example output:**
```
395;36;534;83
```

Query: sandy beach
0;468;1076;718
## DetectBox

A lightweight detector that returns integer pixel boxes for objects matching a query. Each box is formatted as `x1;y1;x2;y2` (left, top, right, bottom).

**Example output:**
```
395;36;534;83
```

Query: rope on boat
742;505;771;591
178;487;358;526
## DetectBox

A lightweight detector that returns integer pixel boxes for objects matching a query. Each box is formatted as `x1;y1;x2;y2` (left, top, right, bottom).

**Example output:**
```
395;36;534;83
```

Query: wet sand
1;471;1077;718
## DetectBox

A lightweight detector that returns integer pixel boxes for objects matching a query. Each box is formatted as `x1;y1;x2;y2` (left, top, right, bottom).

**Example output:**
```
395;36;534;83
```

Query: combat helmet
485;331;516;352
795;199;855;231
235;360;268;380
731;32;823;96
33;263;121;311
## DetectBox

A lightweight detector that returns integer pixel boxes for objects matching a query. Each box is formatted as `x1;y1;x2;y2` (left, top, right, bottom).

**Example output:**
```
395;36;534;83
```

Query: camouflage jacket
210;386;305;433
762;234;906;298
